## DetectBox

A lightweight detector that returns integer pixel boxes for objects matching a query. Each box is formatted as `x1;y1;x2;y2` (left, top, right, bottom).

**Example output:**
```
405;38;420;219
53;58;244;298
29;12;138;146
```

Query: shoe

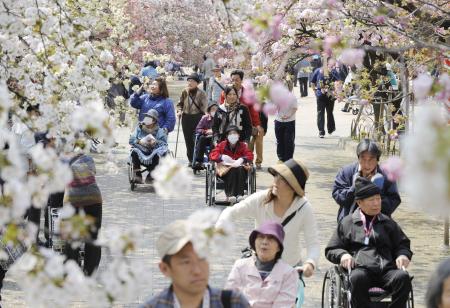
145;174;153;184
134;172;143;184
236;195;245;202
256;163;262;170
227;196;236;204
328;130;335;135
341;108;349;112
319;133;325;138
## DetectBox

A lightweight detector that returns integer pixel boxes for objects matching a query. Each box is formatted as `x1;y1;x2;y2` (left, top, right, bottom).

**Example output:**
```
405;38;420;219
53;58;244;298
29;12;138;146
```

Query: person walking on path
208;65;225;106
63;148;102;276
332;138;401;222
310;57;340;138
140;220;250;308
426;258;450;308
130;77;176;134
213;86;252;143
325;177;412;308
177;73;208;166
274;94;298;163
296;58;311;97
201;52;216;92
226;221;298;307
216;159;320;275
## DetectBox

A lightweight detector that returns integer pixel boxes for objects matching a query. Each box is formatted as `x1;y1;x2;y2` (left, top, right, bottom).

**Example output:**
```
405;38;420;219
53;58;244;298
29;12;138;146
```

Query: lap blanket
131;144;168;166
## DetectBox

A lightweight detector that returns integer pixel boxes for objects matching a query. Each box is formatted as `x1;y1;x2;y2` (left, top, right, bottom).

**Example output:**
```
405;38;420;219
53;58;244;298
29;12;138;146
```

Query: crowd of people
1;53;448;308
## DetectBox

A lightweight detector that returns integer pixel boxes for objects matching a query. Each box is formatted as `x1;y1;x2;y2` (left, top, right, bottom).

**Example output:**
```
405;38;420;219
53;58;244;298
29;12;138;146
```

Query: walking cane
174;113;181;158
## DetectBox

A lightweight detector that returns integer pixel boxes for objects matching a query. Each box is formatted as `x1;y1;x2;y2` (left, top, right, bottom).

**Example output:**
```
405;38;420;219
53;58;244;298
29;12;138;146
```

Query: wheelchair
127;147;173;191
205;162;256;206
192;133;213;175
321;265;414;308
47;207;84;266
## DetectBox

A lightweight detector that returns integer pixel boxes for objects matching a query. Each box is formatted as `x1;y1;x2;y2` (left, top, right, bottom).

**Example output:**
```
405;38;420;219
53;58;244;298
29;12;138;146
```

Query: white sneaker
236;195;245;202
228;196;236;204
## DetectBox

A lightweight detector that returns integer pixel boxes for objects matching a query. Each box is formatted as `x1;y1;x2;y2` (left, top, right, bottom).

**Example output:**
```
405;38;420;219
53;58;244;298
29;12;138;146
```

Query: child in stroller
129;109;168;184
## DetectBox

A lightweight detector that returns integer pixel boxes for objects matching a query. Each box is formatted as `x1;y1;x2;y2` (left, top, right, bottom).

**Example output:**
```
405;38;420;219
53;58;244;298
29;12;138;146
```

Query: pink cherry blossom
373;15;386;24
269;82;297;111
359;99;369;106
270;15;283;41
262;103;278;116
381;156;403;182
413;73;434;100
323;35;340;56
242;79;259;106
435;73;450;102
340;48;365;66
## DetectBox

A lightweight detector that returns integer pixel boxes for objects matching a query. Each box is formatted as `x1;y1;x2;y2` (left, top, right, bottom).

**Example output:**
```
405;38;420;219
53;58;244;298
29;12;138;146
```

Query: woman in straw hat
216;158;320;278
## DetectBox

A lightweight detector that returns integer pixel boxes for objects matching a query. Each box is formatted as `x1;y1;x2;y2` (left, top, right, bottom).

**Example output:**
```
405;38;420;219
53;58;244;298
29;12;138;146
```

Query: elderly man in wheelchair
129;109;168;184
325;177;413;308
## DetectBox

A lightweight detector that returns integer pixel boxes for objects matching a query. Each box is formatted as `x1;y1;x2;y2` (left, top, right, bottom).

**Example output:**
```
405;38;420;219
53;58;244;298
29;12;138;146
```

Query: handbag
241;200;308;258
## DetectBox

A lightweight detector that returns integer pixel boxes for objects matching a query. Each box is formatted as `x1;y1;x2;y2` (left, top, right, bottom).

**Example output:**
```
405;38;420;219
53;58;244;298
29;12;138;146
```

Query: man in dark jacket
332;139;401;222
325;177;412;308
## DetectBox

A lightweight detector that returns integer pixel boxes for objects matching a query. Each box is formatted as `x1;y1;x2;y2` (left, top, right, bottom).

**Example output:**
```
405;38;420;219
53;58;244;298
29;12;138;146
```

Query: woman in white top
216;159;320;277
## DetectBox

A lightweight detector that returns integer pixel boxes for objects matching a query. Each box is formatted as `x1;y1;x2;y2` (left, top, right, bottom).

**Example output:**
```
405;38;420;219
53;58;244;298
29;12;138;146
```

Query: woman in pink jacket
225;221;298;307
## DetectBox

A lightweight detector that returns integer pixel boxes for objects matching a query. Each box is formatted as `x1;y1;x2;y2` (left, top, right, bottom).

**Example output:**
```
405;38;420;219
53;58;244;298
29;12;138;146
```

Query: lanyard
174;289;210;308
359;210;376;245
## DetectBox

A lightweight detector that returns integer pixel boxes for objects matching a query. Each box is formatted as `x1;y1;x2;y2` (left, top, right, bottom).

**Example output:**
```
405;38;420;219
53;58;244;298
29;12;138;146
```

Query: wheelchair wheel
251;167;256;193
205;165;210;204
322;267;342;308
127;161;136;191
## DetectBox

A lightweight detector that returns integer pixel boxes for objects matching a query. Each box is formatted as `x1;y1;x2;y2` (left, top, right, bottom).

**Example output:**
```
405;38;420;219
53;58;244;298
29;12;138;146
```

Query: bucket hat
268;159;309;197
249;221;285;254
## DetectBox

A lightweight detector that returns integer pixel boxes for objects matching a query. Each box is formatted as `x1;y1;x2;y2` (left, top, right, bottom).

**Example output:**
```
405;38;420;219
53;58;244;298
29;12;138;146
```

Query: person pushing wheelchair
325;177;412;308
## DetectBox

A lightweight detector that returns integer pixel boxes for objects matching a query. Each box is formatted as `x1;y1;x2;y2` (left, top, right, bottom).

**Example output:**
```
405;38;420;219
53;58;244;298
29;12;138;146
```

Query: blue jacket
310;68;341;97
129;125;167;147
332;162;401;222
130;94;176;132
139;286;250;308
140;66;159;79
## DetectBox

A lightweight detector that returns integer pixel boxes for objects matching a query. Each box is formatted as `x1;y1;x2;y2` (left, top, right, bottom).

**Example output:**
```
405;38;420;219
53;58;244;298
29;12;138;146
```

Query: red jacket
219;87;261;127
209;140;254;163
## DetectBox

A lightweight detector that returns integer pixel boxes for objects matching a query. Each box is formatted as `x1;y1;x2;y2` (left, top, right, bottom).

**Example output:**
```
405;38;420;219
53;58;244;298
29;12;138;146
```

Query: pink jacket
225;256;299;307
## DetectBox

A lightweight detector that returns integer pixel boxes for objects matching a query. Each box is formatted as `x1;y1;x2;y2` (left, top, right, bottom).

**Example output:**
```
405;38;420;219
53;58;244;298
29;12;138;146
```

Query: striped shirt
65;154;102;207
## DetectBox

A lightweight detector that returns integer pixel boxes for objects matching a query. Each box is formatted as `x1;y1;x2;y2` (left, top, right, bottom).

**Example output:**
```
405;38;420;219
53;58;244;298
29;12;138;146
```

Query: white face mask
143;117;154;125
227;134;239;144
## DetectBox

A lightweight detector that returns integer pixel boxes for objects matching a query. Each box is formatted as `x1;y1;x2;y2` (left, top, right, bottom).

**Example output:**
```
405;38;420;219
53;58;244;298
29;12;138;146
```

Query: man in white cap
140;220;250;307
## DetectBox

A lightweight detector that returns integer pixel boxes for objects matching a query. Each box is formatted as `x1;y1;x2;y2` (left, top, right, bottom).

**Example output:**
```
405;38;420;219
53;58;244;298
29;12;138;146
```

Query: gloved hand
221;155;234;164
231;158;244;167
371;173;385;189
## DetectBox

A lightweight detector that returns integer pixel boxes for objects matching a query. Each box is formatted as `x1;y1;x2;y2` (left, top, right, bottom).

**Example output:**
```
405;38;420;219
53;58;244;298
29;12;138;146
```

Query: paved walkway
2;82;448;307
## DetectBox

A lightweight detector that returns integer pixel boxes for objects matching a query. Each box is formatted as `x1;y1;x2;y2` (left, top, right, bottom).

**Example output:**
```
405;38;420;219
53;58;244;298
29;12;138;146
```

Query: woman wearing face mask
209;126;253;202
192;104;218;169
129;109;169;184
213;86;252;143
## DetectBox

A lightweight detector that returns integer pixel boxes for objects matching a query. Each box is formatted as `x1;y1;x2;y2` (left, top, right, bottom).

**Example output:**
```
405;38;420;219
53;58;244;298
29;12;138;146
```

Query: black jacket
325;209;412;274
212;103;252;143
